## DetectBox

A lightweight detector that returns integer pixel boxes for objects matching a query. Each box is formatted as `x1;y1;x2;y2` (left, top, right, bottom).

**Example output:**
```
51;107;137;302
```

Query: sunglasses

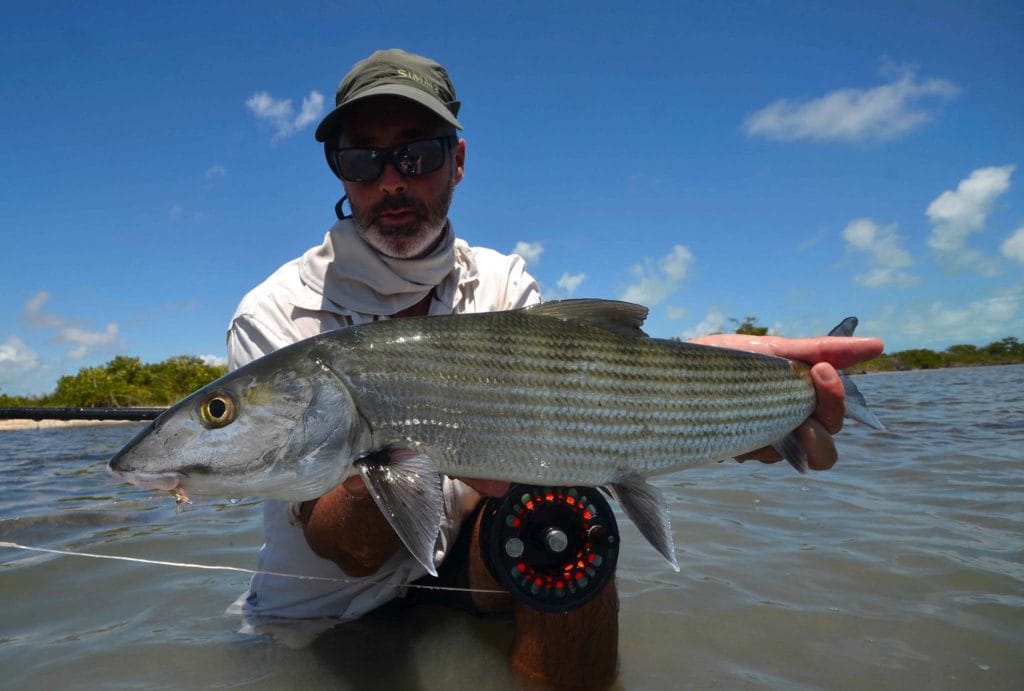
329;135;456;182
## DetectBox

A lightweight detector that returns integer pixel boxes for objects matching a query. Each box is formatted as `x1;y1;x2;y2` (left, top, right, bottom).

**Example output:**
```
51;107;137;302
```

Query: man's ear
453;138;466;185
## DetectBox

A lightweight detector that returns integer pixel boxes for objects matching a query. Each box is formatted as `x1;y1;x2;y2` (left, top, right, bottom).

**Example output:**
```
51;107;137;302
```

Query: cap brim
314;83;463;142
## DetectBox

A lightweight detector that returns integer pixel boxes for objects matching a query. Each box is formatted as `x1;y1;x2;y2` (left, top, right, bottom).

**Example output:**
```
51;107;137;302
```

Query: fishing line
0;540;505;594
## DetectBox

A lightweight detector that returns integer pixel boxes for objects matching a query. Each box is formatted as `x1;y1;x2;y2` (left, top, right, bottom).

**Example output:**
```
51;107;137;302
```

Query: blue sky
2;1;1022;396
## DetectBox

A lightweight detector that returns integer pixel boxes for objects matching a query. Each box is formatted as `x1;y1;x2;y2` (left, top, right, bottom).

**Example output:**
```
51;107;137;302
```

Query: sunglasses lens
334;137;450;182
335;149;384;182
396;139;446;176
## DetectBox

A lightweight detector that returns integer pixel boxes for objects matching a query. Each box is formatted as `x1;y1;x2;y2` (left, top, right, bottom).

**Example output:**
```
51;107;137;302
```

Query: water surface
1;366;1022;689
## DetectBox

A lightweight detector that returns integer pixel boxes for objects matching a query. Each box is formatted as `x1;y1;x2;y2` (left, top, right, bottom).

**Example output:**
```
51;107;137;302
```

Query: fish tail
773;316;885;473
827;316;885;431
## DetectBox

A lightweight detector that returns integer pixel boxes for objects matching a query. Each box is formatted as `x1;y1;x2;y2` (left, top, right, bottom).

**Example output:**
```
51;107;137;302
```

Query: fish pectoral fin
772;432;809;474
357;447;444;577
608;477;679;572
523;299;650;337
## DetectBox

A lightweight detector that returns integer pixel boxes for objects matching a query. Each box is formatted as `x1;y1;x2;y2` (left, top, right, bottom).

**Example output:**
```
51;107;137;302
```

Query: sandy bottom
0;419;137;432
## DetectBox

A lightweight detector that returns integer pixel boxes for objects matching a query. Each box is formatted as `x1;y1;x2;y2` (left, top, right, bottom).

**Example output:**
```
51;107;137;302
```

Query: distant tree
148;356;227;403
984;337;1023;359
730;316;769;336
945;344;979;357
44;355;227;407
0;392;35;407
890;348;947;370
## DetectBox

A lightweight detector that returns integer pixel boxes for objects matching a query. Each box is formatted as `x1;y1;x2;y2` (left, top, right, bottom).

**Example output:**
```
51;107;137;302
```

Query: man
227;49;883;688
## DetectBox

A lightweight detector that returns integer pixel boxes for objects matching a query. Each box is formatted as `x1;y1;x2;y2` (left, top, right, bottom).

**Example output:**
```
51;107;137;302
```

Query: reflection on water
1;366;1022;689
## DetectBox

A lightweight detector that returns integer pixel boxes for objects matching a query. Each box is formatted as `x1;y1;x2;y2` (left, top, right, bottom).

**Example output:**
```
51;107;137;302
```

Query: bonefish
109;299;883;574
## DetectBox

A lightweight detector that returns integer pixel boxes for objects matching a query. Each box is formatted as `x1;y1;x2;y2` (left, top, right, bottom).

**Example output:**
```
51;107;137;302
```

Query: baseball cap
315;49;463;143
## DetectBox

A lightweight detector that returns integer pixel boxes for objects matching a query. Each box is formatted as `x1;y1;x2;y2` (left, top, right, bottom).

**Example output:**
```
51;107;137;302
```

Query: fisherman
227;49;883;688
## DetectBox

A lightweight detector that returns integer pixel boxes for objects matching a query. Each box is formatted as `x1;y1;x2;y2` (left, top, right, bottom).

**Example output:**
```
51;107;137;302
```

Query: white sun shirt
225;219;540;633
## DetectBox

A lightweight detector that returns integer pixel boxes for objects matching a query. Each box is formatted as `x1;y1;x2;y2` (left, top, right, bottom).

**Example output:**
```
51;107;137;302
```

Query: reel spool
479;484;619;613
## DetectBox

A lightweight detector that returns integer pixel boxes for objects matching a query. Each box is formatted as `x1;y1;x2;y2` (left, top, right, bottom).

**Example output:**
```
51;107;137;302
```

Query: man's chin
361;224;443;259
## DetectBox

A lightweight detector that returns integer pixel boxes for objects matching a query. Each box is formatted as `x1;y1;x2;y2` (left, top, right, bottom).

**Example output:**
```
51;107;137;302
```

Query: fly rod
0;407;166;421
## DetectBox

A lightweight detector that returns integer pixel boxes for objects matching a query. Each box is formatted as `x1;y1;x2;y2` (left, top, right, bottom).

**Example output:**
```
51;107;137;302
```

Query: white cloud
872;291;1021;349
60;324;119;359
23;292;119;359
200;354;228;367
926;164;1014;274
666;306;688;320
841;218;917;288
24;292;62;329
513;241;544;266
556;272;587;295
0;336;39;370
295;91;325;129
0;336;45;396
619;245;694;307
205;164;226;178
797;230;826;251
678;307;728;340
744;67;958;143
1002;225;1024;264
246;90;325;140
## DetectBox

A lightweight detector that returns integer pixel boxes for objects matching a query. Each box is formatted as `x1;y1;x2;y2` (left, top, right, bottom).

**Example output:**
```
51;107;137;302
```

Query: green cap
315;49;463;143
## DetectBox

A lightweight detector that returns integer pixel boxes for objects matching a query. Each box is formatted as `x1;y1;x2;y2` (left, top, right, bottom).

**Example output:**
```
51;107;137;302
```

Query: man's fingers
735;417;839;471
768;336;884;370
811;362;845;435
463;478;510;497
342;475;369;498
797;419;838;470
734;447;782;463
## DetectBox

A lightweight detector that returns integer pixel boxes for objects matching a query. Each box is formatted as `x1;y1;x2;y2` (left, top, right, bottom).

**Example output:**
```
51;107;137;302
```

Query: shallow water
1;366;1022;689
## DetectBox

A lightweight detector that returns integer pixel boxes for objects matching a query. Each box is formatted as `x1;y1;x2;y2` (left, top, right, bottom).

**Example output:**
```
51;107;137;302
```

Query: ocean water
1;365;1021;690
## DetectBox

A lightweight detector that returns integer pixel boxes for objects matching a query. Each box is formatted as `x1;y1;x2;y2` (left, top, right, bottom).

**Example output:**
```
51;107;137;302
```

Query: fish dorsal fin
608;476;679;571
523;299;649;337
357;447;445;577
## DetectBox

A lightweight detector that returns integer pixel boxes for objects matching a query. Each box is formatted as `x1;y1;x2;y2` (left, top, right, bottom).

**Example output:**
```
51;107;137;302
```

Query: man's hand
688;333;884;470
299;477;403;576
460;478;510;497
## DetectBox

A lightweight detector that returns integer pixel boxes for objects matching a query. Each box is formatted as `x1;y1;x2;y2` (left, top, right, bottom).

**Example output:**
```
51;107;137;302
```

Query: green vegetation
730;316;769;336
0;355;227;408
857;337;1024;372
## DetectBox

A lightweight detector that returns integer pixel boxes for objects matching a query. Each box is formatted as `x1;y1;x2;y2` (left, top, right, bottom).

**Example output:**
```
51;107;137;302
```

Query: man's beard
350;177;455;259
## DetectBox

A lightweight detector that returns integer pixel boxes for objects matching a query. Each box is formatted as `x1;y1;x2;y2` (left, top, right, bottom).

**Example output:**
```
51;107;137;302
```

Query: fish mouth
108;467;184;492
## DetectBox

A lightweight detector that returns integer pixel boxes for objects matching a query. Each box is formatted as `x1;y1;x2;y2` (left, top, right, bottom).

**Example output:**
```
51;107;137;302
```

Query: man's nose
378;161;407;195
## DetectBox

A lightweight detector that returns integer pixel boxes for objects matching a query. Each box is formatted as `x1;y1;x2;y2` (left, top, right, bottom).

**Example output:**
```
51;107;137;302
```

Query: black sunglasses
329;135;456;182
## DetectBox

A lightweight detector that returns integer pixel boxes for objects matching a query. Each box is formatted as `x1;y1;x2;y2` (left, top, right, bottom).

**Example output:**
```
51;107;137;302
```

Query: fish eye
199;391;237;429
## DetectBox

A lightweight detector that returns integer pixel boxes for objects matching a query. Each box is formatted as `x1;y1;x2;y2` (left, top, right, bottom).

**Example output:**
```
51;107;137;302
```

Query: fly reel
479;484;619;613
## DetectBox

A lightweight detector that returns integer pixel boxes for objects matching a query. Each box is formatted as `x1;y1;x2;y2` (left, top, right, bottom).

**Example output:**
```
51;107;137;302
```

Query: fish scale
326;307;816;484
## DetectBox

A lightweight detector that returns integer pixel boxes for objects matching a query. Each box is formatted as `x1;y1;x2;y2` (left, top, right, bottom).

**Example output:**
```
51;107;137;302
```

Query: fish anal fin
772;432;809;474
523;299;649;337
357;446;444;577
608;477;679;571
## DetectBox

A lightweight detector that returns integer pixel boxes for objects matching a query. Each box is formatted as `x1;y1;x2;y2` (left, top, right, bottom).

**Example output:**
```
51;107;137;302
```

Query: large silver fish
109;300;882;574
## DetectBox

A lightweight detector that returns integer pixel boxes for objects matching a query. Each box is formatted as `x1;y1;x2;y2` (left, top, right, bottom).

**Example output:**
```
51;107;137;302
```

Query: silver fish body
109;300;881;572
326;306;816;485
